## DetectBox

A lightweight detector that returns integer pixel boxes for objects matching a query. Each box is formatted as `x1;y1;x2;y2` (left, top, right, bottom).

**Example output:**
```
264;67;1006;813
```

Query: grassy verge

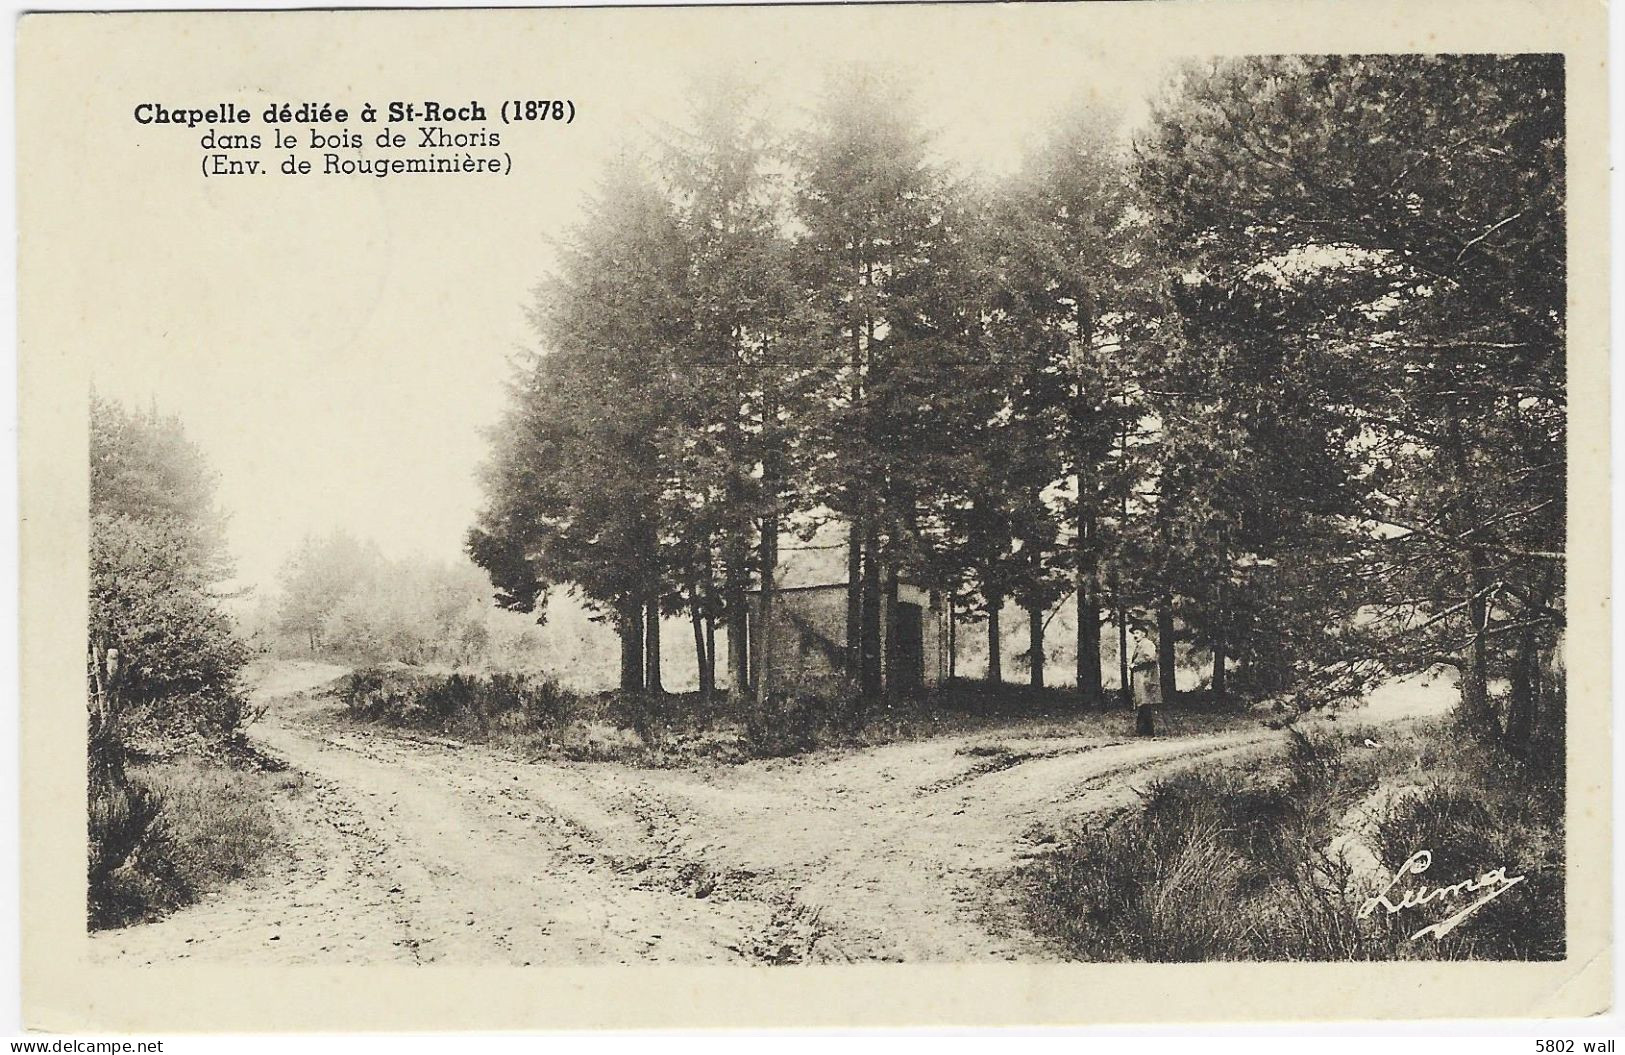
89;751;303;930
336;666;1255;766
1020;717;1565;961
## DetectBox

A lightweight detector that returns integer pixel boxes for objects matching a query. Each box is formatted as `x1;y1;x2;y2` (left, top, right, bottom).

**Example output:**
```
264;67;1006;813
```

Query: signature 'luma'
1358;849;1527;940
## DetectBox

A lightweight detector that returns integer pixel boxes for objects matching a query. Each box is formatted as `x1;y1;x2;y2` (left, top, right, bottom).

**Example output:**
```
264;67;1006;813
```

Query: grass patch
1021;720;1565;961
89;755;303;930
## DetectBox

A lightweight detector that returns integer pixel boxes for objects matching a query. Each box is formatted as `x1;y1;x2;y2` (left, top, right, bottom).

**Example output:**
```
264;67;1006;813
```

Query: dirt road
92;663;1450;965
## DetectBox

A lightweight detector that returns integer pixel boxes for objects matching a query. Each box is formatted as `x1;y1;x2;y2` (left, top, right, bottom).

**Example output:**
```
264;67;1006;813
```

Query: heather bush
1374;774;1564;960
1023;723;1564;961
341;666;579;736
741;678;863;757
89;756;298;931
88;773;169;929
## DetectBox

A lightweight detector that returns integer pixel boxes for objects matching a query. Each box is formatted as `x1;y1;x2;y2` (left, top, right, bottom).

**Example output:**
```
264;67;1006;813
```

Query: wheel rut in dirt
93;661;1440;965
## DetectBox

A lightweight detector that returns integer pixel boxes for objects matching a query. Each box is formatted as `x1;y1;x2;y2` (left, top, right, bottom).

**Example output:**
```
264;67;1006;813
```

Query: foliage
339;661;1250;770
467;158;691;696
91;514;250;734
89;397;261;927
466;55;1566;765
275;533;522;668
965;101;1146;696
90;394;230;578
90;396;249;734
339;663;861;760
88;771;168;928
341;667;578;735
274;531;380;655
89;758;298;931
740;678;864;757
1135;55;1565;735
1022;721;1565;961
1371;747;1565;960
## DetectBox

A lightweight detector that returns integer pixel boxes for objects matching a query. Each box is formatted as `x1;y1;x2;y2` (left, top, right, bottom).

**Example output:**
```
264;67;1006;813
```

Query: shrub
88;758;300;931
143;761;292;888
1027;771;1272;960
91;398;252;744
1025;766;1370;961
552;720;647;763
1285;727;1343;797
608;690;672;745
88;773;169;929
1374;777;1564;960
741;678;863;758
1023;726;1565;962
341;666;578;737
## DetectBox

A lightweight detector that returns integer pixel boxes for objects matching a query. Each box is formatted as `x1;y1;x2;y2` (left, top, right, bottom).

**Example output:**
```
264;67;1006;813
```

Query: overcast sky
82;8;1178;591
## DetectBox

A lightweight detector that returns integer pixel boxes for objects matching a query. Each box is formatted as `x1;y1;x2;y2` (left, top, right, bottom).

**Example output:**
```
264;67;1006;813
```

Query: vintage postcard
17;0;1611;1031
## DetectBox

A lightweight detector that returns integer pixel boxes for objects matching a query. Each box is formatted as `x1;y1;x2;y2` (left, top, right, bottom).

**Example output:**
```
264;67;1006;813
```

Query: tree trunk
846;519;863;678
725;557;748;693
860;524;883;698
758;385;784;703
690;602;712;703
1461;555;1497;736
846;262;866;680
1077;505;1102;707
883;565;901;701
1071;307;1101;707
1211;530;1228;706
986;593;1003;684
1111;564;1129;708
1157;595;1177;704
1117;602;1131;709
1507;565;1558;752
1504;624;1539;753
747;611;757;694
644;599;663;695
88;643;128;788
618;600;644;694
1028;602;1045;688
1445;412;1499;739
947;599;958;680
704;611;717;699
757;513;779;703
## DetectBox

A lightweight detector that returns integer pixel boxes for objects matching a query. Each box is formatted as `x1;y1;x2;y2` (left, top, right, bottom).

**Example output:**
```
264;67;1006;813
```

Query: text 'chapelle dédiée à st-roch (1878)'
132;99;577;180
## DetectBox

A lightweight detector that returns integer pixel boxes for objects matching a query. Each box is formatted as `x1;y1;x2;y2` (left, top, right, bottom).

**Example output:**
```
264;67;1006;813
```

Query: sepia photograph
16;0;1611;1032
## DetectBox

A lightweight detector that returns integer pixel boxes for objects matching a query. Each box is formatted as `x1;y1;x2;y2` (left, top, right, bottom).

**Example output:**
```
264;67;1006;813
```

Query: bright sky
79;8;1177;591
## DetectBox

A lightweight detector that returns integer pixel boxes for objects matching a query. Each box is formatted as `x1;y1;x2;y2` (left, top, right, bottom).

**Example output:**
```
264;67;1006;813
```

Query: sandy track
93;662;1444;965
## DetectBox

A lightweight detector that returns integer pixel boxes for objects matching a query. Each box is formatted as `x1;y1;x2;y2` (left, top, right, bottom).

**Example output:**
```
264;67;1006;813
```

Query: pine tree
999;103;1143;705
793;65;957;699
663;80;816;701
469;161;691;693
1137;55;1565;738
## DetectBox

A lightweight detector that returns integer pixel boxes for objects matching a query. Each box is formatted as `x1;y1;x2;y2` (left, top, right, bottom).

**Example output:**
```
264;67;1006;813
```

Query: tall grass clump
1024;769;1365;961
1023;719;1565;961
341;667;577;737
88;769;168;928
89;720;299;931
1371;767;1564;959
741;678;864;757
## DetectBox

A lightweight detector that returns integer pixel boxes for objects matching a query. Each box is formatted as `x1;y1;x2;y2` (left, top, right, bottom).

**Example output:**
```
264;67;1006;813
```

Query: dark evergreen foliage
470;56;1565;755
